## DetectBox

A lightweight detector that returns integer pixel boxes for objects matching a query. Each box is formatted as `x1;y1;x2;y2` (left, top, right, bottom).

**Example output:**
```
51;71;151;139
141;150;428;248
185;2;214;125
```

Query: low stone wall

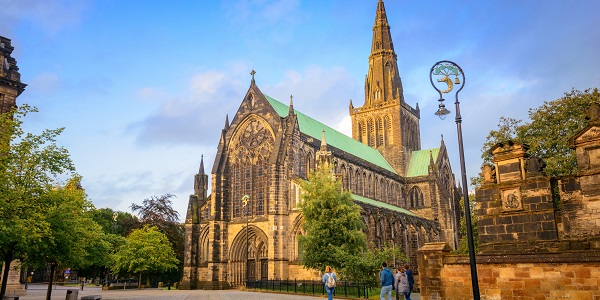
418;243;600;300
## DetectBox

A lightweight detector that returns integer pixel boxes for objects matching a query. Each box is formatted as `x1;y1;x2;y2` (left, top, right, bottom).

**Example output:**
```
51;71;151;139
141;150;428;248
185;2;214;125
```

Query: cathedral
181;0;460;289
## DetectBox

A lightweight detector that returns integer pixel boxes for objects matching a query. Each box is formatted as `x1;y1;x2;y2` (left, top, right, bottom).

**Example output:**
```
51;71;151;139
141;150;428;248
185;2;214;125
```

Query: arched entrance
229;225;268;286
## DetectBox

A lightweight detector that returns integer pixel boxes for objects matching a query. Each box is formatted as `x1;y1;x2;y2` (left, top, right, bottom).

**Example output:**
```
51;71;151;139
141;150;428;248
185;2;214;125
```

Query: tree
298;164;367;275
130;194;184;282
110;226;179;289
25;176;111;300
0;105;74;298
481;87;600;177
454;196;478;255
88;207;141;237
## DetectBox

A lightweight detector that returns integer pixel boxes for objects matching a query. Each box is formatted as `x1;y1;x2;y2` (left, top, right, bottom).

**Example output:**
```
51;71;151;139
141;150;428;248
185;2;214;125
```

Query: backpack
327;273;336;288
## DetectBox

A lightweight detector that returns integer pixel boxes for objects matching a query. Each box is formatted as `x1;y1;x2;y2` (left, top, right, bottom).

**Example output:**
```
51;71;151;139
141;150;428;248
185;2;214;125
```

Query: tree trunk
0;251;14;298
138;272;142;290
46;263;56;300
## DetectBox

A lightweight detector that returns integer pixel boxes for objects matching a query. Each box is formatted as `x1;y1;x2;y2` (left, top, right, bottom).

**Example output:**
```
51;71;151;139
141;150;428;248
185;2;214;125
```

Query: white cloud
136;87;166;102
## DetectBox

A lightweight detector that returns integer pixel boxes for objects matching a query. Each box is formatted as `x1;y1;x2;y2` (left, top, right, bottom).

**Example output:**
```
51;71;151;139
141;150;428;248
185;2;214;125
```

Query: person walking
395;267;410;300
322;266;337;300
380;262;394;300
404;264;414;300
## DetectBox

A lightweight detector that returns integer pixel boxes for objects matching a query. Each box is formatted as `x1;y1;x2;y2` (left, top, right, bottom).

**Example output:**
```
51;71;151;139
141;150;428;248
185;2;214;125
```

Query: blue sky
2;0;599;220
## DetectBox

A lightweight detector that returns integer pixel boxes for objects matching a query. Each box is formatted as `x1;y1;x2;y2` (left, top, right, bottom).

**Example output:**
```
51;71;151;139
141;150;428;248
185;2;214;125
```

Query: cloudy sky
2;0;599;220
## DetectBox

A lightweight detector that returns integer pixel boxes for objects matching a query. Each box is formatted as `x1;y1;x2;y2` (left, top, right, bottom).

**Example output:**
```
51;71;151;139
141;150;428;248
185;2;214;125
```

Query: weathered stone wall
418;243;600;300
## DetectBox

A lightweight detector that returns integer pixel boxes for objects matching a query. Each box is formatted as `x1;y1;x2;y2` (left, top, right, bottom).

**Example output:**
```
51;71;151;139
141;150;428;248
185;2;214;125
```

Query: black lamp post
242;195;250;287
429;60;480;300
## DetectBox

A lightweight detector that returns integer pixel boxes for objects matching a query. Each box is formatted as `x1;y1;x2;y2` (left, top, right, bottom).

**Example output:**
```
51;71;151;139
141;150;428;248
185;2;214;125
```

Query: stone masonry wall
418;243;600;300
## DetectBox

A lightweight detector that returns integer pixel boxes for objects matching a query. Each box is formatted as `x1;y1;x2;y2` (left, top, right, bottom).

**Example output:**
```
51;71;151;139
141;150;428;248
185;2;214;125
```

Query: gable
264;94;396;174
406;148;440;177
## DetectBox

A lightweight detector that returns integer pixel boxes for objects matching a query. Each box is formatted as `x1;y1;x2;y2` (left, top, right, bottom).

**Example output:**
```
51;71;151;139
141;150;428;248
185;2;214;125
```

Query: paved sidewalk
11;285;420;300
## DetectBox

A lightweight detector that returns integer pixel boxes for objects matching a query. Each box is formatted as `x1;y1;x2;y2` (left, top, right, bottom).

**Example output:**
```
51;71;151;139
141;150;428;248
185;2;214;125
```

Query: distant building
0;36;26;114
181;0;461;289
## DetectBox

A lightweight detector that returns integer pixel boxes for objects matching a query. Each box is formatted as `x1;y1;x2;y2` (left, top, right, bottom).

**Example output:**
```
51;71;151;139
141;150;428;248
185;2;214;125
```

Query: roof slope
352;194;418;217
264;94;396;173
406;148;440;177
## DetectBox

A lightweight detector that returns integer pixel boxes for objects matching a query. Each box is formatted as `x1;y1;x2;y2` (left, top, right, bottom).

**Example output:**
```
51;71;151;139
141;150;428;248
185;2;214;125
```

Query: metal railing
245;279;371;299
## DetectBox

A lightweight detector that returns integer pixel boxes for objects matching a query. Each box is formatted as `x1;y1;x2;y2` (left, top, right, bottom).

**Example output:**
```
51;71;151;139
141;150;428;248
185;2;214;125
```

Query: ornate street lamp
430;60;480;299
242;195;250;287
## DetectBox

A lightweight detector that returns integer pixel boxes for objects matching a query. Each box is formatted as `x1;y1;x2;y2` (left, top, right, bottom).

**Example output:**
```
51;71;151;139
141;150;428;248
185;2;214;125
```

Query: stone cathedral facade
181;0;461;290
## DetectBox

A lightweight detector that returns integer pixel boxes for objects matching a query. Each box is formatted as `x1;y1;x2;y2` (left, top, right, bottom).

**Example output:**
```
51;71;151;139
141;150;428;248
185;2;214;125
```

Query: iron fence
245;279;371;299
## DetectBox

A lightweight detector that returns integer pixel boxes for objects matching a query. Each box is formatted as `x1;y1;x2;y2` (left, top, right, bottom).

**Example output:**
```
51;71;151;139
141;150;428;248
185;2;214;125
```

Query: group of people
321;262;414;300
379;262;414;300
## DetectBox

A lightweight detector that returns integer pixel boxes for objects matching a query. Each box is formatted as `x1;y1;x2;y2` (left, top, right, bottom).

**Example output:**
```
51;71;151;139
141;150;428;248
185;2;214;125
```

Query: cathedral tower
349;0;420;176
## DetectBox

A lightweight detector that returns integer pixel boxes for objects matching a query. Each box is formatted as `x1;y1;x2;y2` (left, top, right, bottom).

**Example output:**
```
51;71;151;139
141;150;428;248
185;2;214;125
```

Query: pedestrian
322;265;337;300
404;264;414;300
380;262;394;300
395;267;410;300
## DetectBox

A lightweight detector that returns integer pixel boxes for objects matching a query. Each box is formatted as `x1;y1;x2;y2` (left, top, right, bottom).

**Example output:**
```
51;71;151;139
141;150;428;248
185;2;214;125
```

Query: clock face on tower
241;120;267;149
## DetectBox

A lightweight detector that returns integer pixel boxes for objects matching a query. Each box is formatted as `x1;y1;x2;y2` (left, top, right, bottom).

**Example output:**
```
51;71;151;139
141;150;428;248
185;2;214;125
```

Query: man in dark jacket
380;262;394;300
404;264;414;300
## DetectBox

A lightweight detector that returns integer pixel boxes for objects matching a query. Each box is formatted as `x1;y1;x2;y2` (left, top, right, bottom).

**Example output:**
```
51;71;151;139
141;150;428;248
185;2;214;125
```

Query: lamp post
430;60;480;299
242;195;250;287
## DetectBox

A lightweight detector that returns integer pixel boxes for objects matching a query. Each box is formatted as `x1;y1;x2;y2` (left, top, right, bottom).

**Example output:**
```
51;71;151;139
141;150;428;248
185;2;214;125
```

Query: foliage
298;164;367;275
26;177;111;268
130;194;184;282
454;196;478;255
110;225;179;288
342;243;407;285
0;105;76;297
481;87;600;177
88;207;142;236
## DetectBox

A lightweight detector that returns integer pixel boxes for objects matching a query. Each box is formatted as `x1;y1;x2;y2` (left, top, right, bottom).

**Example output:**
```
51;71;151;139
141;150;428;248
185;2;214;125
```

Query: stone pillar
417;242;451;300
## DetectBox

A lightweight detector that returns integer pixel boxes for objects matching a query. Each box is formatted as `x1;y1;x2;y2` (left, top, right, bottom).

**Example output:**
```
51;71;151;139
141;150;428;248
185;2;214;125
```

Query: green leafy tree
343;243;407;285
25;176;111;300
89;207;142;236
454;196;478;255
298;164;367;275
0;105;74;298
110;225;179;289
482;87;600;177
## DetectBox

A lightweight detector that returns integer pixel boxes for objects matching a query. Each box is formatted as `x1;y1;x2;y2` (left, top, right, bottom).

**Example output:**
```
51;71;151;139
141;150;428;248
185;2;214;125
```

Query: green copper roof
264;94;396;174
352;194;418;217
406;148;440;177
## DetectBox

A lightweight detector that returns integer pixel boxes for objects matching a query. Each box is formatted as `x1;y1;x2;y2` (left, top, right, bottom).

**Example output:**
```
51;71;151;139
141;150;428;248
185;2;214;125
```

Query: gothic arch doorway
229;225;268;286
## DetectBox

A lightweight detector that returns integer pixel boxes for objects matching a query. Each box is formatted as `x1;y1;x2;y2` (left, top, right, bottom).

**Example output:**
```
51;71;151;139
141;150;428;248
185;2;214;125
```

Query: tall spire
363;0;404;106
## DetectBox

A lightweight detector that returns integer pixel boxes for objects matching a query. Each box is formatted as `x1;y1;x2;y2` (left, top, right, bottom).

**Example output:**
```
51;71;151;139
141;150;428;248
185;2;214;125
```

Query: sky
2;0;599;221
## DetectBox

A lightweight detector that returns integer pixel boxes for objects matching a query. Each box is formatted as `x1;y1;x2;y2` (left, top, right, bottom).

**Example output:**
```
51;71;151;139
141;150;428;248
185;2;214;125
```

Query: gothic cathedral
181;0;460;289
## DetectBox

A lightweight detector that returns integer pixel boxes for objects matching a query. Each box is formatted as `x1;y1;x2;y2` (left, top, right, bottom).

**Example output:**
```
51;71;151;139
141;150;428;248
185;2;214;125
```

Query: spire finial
320;129;327;151
224;114;230;131
199;155;205;174
250;69;256;85
288;95;295;115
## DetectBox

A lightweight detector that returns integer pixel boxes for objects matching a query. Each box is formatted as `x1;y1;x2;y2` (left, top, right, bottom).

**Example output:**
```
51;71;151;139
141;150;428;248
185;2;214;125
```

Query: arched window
377;117;384;147
368;119;376;147
409;186;424;208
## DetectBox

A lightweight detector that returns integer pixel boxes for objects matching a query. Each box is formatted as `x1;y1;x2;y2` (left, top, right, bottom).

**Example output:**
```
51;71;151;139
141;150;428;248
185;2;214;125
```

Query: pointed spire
320;129;328;151
429;150;435;166
349;99;354;110
250;69;256;86
224;114;230;131
441;134;445;147
288;95;294;115
199;155;205;174
372;0;393;52
416;102;420;111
